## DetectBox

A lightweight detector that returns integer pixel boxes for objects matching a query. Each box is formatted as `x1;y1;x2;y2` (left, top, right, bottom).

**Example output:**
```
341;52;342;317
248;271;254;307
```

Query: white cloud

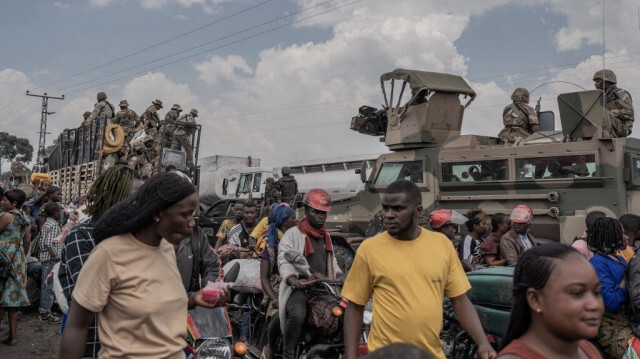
52;2;71;9
195;55;253;85
547;0;638;52
89;0;115;8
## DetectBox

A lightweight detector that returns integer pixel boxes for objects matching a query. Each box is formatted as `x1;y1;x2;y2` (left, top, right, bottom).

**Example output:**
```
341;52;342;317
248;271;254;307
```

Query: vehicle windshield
374;161;424;185
515;154;596;180
441;159;508;182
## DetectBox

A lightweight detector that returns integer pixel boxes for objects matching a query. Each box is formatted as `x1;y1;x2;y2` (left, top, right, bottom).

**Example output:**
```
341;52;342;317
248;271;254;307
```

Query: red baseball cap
304;189;331;212
510;205;533;223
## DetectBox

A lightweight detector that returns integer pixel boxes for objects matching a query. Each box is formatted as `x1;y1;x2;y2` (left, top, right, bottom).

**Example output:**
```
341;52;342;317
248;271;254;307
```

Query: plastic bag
222;259;262;293
201;281;230;304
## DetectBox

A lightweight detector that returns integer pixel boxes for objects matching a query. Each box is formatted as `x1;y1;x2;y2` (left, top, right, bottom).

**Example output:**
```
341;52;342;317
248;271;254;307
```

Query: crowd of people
2;165;640;359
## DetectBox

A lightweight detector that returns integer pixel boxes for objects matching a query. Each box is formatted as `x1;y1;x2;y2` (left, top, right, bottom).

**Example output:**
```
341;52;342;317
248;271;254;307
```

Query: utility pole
26;91;64;171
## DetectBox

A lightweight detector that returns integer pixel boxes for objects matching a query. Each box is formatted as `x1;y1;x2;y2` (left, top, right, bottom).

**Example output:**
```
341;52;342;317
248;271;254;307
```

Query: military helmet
83;111;91;118
190;108;198;117
97;92;107;101
281;166;292;175
119;100;129;108
265;177;275;184
172;104;182;111
593;69;617;84
14;155;22;161
304;188;331;212
511;88;530;104
152;99;163;108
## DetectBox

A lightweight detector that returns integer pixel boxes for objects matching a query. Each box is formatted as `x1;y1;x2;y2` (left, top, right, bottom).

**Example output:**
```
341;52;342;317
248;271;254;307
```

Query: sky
2;0;640;169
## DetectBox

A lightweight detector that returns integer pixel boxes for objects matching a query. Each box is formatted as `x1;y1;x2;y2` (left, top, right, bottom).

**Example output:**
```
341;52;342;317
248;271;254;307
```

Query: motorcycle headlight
196;338;232;359
363;309;373;325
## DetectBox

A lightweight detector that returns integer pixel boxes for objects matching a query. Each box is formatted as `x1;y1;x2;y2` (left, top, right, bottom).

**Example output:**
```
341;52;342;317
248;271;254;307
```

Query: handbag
0;251;16;281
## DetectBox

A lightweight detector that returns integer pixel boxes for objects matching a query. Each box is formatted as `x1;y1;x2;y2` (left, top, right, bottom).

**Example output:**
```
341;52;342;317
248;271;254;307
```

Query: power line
37;0;275;90
57;0;347;94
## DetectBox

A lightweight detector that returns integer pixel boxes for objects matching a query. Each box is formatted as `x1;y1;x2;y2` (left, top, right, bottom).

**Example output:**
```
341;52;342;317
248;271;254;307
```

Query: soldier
498;88;540;143
275;166;298;204
81;111;92;125
161;104;182;149
112;100;139;147
87;92;115;123
130;140;154;180
10;156;31;186
593;69;635;137
259;177;282;218
139;99;163;138
172;108;198;172
142;135;161;175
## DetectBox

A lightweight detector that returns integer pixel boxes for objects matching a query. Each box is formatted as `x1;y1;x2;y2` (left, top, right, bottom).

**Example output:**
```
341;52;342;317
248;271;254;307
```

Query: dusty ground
0;307;61;358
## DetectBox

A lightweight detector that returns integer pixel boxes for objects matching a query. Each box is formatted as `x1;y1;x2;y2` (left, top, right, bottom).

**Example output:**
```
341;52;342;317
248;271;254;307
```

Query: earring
536;308;542;314
153;216;160;222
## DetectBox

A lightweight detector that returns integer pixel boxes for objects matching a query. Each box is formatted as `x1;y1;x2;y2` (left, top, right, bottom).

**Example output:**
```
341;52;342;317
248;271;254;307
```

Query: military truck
47;116;201;203
326;68;640;244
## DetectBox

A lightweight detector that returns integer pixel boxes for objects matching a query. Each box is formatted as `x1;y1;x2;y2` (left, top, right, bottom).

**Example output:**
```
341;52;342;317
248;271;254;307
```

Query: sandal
2;337;17;346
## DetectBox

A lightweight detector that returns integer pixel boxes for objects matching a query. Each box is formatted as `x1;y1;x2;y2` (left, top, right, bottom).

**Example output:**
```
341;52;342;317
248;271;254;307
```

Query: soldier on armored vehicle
593;69;635;137
498;88;539;143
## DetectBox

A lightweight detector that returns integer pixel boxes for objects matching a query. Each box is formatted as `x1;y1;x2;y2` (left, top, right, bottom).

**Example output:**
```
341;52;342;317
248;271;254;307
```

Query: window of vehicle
374;160;424;185
236;174;252;196
253;173;262;192
632;158;640;185
441;160;508;182
206;200;231;218
515;154;596;180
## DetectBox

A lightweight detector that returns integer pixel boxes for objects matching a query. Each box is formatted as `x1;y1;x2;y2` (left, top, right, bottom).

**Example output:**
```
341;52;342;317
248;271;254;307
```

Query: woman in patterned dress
0;189;31;346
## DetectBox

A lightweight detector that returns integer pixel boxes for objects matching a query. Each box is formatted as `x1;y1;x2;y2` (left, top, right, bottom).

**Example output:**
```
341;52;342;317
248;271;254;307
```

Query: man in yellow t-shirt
342;180;496;359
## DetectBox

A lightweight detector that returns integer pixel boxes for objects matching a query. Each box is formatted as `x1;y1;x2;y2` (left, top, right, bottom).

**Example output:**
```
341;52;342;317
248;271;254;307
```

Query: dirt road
1;308;60;358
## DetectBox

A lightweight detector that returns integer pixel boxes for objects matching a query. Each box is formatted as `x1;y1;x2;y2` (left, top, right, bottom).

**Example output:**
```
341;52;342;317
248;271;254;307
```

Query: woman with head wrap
59;172;219;359
259;203;296;359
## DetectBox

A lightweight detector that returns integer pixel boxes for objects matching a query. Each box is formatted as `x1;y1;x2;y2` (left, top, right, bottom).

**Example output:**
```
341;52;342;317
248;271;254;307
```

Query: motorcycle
440;266;513;358
186;305;251;359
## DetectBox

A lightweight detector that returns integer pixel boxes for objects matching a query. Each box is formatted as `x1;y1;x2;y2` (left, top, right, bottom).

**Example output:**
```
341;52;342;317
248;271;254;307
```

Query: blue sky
1;0;639;168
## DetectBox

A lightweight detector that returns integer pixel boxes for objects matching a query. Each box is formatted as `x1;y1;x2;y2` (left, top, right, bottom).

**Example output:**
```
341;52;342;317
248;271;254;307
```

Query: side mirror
359;160;368;183
222;178;228;196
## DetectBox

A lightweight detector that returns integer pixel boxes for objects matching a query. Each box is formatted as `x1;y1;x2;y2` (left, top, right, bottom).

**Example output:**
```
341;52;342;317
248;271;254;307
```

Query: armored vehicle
327;68;640;244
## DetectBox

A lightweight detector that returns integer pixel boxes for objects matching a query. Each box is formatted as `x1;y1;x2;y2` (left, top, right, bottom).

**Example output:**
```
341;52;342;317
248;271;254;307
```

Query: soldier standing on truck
10;156;31;187
130;141;154;180
81;111;91;125
498;88;539;143
112;100;139;147
87;92;115;123
139;99;163;138
593;69;635;137
276;166;298;205
161;104;182;149
142;135;160;175
172;108;197;173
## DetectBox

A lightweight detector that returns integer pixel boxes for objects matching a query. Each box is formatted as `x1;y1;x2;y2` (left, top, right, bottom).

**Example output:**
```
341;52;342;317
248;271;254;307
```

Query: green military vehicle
326;68;640;245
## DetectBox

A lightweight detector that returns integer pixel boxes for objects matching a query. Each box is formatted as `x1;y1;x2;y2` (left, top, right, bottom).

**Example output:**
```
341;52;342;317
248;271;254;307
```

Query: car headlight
196;338;232;359
363;309;373;325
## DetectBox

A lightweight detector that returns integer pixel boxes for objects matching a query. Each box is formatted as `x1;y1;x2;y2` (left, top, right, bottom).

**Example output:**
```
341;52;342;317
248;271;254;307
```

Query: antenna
25;91;65;171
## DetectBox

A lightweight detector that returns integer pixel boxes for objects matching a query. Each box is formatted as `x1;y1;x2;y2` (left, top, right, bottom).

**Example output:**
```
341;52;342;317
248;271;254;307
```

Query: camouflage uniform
143;136;161;175
112;100;139;146
171;109;198;169
160;104;181;149
87;98;115;123
130;141;154;179
605;85;634;137
593;69;635;137
498;88;539;143
139;99;163;138
10;157;31;186
275;171;298;204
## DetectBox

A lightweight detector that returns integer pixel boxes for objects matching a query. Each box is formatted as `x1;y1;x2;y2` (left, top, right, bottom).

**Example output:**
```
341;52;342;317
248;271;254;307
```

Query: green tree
0;132;34;173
